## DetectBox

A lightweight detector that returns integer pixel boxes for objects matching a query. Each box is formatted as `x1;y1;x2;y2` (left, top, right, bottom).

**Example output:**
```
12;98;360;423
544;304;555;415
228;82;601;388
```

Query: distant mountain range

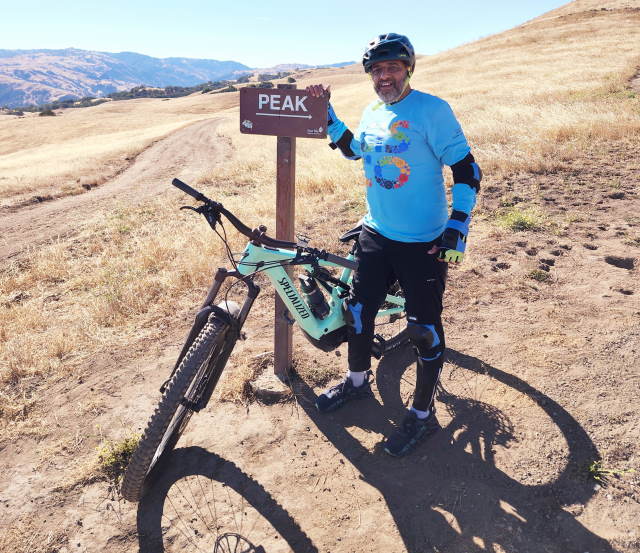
0;48;251;107
0;48;354;108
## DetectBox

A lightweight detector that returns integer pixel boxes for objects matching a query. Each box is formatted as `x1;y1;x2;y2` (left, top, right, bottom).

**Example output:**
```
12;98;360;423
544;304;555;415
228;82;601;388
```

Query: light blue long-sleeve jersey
328;90;472;242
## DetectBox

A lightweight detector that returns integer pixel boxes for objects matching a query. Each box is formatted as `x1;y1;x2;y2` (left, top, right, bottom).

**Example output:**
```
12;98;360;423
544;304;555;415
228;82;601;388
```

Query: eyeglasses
370;63;406;78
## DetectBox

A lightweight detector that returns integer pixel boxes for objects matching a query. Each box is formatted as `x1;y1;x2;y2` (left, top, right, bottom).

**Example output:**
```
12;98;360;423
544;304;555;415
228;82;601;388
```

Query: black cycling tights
346;225;447;412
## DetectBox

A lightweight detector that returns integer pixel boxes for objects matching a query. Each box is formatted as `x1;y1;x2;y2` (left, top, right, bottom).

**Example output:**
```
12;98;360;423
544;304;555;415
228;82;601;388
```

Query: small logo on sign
242;119;253;129
306;127;324;135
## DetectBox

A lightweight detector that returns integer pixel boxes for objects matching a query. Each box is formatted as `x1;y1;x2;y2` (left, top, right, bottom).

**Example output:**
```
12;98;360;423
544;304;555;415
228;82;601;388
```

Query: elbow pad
329;129;361;160
451;153;482;193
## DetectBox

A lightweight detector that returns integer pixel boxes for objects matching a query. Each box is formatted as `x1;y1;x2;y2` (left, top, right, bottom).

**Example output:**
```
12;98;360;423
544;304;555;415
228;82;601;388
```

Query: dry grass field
1;1;639;552
0;93;238;205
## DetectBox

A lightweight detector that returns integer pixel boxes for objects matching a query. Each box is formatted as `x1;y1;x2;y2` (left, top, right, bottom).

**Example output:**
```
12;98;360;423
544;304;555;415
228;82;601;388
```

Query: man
307;33;481;457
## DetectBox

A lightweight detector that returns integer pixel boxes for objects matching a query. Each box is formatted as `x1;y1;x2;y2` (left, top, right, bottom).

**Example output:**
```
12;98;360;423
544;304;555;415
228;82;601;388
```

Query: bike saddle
339;223;362;243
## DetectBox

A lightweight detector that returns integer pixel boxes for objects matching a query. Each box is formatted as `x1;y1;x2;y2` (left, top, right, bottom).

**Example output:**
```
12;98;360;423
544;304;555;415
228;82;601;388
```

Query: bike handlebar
171;178;358;271
171;178;209;203
172;178;291;246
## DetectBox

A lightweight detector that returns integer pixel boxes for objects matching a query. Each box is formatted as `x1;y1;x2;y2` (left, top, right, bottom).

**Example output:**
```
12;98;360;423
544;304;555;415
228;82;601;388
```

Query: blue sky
2;0;568;67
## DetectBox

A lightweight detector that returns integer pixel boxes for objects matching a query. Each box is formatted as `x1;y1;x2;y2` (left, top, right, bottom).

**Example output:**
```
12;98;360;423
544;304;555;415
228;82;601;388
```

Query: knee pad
407;322;443;360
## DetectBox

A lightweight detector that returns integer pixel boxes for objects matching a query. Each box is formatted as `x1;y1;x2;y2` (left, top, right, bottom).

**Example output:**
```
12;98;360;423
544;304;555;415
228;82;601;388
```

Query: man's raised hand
305;84;331;99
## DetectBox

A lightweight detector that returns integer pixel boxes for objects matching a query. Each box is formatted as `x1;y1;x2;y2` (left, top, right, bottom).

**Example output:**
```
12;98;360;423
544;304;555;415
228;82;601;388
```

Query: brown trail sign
240;87;327;139
240;84;328;379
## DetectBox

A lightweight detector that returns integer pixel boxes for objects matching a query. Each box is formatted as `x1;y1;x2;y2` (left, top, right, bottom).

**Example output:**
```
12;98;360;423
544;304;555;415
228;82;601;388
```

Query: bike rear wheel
121;313;238;502
373;282;410;356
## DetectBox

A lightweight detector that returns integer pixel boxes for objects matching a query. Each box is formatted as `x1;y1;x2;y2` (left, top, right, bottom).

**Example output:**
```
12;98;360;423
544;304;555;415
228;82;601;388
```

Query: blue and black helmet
362;33;416;73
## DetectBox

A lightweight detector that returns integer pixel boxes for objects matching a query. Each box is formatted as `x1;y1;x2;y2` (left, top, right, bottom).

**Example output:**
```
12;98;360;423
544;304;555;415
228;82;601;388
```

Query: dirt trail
0;118;228;263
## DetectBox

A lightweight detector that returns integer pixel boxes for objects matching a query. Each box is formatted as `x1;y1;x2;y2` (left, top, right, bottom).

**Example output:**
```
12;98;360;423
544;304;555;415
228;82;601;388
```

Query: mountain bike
120;178;409;502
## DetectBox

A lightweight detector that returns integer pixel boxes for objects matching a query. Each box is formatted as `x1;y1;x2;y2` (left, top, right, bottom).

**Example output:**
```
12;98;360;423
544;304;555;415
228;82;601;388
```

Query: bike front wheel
121;312;238;502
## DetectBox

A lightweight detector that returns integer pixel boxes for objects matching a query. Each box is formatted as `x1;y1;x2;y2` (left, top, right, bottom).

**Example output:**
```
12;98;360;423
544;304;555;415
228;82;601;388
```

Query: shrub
96;434;140;484
258;72;289;81
213;85;237;94
287;76;296;83
245;82;274;89
528;269;551;282
39;109;56;117
496;207;545;232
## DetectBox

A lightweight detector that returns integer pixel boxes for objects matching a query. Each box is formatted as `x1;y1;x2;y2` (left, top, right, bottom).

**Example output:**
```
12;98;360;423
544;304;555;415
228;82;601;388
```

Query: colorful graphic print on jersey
363;120;412;189
374;157;410;189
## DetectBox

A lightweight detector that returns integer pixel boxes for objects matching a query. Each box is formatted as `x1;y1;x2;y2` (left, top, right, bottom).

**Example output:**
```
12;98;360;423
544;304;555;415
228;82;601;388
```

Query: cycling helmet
362;33;416;73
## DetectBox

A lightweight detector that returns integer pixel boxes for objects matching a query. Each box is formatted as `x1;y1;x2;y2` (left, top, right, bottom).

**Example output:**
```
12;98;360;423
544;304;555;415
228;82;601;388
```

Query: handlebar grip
172;178;209;203
324;252;359;271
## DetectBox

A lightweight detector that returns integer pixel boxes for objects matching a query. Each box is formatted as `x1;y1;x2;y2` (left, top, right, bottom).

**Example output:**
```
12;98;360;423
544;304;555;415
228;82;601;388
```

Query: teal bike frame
237;241;405;341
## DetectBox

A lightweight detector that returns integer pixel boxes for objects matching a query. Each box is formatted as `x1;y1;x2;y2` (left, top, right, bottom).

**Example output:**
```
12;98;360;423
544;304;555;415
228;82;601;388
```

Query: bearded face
371;60;411;103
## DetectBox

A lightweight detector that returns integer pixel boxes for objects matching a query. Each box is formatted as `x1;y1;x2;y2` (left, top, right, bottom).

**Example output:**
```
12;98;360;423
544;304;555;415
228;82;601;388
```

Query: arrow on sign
256;113;313;119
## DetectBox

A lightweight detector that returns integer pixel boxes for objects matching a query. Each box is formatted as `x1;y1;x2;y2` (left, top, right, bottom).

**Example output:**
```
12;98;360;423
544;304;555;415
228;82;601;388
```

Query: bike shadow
136;446;318;553
292;346;618;553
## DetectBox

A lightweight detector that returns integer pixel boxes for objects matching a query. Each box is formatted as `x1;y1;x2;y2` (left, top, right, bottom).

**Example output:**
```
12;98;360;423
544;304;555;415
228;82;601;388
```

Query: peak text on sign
257;93;309;113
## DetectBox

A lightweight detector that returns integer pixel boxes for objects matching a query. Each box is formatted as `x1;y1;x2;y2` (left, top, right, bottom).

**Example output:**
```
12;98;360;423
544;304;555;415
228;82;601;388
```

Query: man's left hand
305;84;331;99
429;211;471;264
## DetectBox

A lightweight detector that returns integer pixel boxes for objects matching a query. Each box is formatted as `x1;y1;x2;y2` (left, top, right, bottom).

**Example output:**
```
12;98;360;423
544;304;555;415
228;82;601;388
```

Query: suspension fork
191;269;260;411
161;267;260;392
200;266;232;308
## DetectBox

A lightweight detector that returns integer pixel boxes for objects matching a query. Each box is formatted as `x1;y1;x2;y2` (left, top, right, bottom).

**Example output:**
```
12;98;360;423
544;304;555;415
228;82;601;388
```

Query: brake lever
181;203;220;232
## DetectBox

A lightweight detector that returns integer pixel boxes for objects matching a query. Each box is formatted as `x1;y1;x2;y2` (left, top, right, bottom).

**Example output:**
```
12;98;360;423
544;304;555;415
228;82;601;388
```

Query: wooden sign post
240;84;327;379
274;84;296;380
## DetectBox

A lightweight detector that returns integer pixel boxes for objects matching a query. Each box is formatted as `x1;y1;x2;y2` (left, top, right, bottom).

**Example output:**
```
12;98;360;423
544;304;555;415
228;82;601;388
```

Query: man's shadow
291;345;617;553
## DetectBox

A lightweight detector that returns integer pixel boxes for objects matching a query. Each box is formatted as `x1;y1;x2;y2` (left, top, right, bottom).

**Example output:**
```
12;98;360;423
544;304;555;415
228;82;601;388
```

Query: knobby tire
121;316;236;502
